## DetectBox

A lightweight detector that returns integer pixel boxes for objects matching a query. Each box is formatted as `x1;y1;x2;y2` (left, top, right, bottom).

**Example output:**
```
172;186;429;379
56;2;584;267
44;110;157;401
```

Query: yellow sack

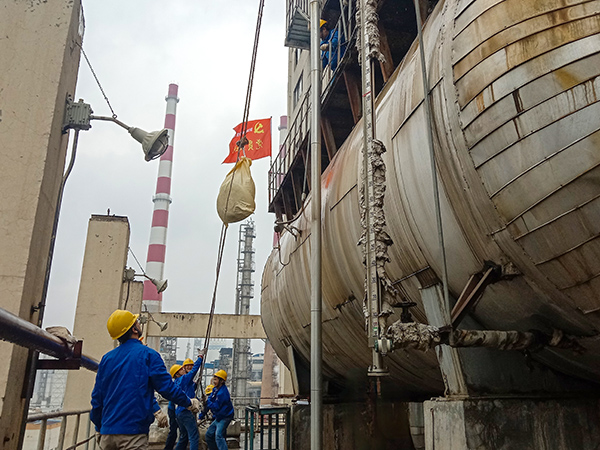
216;157;256;224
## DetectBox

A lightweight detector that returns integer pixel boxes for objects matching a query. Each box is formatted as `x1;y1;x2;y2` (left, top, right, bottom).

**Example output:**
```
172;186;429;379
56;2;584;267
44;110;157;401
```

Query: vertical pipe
412;0;451;320
57;417;67;450
37;419;48;450
359;0;385;374
309;0;323;449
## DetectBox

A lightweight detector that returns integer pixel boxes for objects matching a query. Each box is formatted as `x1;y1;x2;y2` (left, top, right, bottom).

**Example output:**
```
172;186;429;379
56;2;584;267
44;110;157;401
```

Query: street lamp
22;95;170;435
62;98;170;161
123;267;168;294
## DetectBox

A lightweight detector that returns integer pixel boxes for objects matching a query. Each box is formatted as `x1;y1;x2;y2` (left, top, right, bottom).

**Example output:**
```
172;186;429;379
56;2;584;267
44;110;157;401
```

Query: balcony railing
268;88;311;205
27;409;94;450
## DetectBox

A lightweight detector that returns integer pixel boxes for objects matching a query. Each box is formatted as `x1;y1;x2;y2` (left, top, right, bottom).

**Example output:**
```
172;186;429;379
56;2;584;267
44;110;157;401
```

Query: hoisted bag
216;156;256;224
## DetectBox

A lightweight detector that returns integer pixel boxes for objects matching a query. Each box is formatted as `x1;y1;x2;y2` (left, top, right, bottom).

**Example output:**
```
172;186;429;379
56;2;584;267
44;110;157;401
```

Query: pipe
383;321;586;354
0;306;99;372
412;0;451;323
309;0;323;448
359;0;386;375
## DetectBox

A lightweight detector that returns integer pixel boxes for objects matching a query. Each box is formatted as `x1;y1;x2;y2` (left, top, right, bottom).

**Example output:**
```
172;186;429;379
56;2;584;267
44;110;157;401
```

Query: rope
236;0;265;153
195;0;266;398
75;41;118;119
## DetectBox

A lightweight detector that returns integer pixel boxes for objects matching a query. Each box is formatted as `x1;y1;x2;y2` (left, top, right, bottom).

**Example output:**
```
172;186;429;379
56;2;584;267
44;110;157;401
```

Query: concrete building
0;2;83;448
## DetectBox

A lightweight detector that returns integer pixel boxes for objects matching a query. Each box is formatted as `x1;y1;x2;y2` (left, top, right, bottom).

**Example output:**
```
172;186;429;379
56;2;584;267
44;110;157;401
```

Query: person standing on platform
174;351;204;450
91;310;200;450
164;364;186;450
205;370;234;450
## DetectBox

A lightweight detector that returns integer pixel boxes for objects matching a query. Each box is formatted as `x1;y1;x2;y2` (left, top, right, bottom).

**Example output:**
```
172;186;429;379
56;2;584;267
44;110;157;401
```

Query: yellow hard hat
170;364;183;378
107;310;139;340
183;358;194;366
214;369;228;381
205;384;214;395
320;19;327;28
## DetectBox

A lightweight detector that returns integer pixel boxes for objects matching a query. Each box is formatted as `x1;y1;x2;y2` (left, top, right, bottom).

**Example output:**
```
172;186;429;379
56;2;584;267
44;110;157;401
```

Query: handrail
0;306;99;372
245;405;291;450
268;87;312;204
27;409;94;450
27;409;92;422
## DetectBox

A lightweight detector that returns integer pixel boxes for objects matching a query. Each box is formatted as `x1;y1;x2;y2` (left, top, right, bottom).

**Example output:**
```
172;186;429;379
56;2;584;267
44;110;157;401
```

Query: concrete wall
290;402;414;450
62;215;137;443
0;1;82;449
424;397;600;450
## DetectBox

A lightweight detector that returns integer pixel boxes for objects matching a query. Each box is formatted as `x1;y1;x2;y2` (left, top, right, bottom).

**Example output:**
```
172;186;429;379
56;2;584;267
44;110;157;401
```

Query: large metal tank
261;0;600;396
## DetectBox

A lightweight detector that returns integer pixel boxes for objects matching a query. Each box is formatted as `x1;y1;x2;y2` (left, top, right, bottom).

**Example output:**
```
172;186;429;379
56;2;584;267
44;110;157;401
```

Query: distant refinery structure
231;221;257;416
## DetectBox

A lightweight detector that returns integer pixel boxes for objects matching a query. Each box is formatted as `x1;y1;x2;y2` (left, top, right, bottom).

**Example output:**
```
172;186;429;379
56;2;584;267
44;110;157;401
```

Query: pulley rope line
195;0;266;397
75;41;118;119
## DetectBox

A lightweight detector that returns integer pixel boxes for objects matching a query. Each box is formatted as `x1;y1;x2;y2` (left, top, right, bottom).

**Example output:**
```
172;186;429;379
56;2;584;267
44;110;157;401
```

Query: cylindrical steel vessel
262;0;600;395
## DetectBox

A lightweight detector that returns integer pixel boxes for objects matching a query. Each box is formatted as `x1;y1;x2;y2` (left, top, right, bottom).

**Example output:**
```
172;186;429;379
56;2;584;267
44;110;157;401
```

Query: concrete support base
423;397;600;450
290;402;413;450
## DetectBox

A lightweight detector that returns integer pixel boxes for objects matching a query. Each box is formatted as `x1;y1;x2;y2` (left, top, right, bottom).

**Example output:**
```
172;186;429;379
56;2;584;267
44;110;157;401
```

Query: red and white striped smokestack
143;83;179;313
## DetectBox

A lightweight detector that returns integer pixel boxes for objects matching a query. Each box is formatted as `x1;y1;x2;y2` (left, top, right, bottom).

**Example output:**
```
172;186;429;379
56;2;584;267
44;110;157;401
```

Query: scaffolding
231;220;256;417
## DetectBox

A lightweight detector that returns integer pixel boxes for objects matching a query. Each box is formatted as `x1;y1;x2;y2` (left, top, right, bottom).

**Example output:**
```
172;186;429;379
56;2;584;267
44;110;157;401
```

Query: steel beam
145;313;266;339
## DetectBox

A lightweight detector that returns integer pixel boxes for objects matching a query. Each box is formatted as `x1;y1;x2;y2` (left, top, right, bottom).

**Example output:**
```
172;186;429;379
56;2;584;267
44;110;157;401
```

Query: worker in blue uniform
204;370;234;450
320;19;345;72
164;364;186;450
91;310;201;450
174;352;204;450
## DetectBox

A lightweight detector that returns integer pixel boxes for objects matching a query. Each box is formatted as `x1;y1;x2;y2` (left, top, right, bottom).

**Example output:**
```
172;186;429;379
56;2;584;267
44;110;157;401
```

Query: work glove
320;43;329;51
187;398;201;414
95;432;102;449
154;409;168;428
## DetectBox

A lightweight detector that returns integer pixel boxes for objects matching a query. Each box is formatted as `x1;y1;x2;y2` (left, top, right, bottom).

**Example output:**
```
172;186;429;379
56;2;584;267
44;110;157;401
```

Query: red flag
223;118;272;163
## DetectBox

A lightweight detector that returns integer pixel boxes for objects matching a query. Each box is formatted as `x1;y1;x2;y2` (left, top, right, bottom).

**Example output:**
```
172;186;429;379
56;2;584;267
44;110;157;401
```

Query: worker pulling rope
195;0;266;398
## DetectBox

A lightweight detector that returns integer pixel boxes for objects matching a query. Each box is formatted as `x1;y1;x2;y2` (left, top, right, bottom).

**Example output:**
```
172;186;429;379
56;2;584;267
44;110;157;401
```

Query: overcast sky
43;1;289;357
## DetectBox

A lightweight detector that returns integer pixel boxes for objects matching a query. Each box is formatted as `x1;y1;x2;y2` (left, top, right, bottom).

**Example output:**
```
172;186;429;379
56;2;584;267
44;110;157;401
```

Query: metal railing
27;409;95;450
269;9;356;209
268;89;311;204
244;406;290;450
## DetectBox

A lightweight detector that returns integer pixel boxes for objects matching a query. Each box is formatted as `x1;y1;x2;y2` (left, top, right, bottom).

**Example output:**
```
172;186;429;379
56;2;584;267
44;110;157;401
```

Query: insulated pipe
359;0;386;375
309;0;323;449
0;307;99;372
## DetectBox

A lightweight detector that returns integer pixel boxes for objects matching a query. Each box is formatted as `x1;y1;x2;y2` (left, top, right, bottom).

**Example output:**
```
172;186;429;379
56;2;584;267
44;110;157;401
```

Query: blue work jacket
175;356;203;415
206;384;234;420
91;339;191;435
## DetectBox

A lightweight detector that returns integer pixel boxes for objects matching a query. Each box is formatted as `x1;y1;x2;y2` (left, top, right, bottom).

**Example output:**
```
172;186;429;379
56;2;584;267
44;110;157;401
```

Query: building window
293;74;303;109
294;48;302;67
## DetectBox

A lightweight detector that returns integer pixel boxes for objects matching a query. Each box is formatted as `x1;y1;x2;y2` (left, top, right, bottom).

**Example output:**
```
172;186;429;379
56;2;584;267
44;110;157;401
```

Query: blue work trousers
163;408;178;450
175;410;198;450
205;418;231;450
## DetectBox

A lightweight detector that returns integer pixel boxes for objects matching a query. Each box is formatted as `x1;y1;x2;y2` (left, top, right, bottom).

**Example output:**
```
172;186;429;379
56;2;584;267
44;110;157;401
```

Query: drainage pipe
309;0;323;449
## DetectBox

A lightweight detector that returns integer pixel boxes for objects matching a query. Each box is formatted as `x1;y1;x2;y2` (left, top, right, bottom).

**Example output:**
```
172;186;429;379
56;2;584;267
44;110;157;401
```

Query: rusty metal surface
261;0;600;394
